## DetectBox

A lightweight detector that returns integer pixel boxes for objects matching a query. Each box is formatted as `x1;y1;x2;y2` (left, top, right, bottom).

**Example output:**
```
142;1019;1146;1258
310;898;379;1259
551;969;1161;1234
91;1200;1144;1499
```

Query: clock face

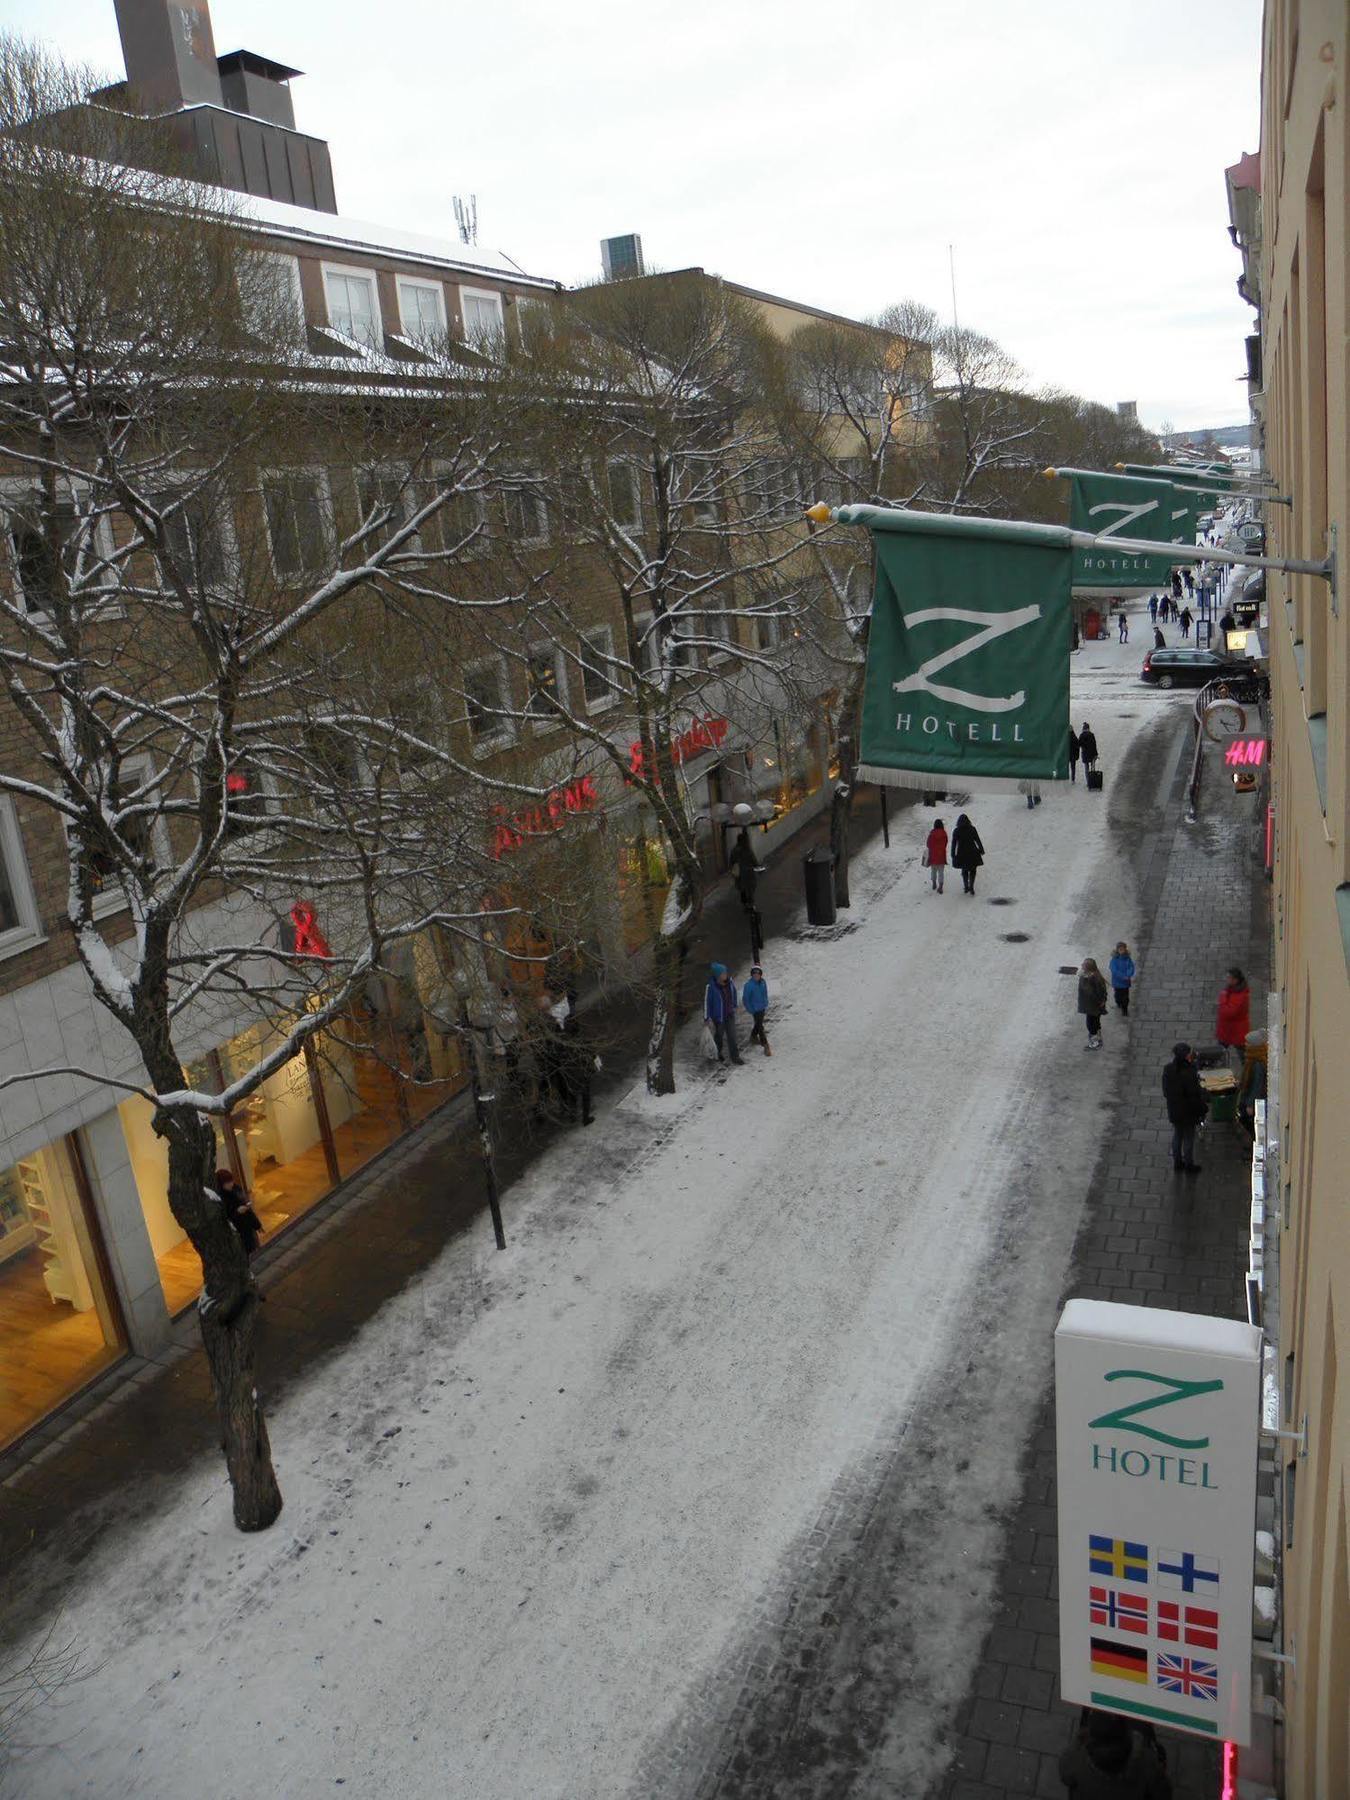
1202;699;1247;742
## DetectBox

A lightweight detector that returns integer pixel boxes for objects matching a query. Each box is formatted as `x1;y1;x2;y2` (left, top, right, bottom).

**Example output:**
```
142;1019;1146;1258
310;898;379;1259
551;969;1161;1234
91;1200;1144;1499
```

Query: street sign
1055;1300;1262;1744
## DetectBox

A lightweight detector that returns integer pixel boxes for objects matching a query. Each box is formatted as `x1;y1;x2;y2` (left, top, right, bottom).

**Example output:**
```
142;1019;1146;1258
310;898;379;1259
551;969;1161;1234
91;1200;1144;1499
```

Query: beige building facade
1253;1;1349;1791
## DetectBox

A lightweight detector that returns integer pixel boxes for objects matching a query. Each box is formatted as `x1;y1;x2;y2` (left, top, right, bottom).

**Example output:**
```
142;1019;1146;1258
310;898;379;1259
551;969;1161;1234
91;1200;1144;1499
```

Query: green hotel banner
1120;463;1239;493
846;506;1072;789
1069;472;1200;589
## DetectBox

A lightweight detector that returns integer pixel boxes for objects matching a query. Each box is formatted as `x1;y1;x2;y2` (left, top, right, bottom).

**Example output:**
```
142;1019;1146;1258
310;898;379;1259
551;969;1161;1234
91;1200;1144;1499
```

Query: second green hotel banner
846;506;1072;791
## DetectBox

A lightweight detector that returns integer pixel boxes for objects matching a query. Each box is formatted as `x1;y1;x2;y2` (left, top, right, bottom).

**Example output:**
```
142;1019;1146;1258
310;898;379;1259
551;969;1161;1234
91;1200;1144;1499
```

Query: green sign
1069;473;1199;590
847;506;1071;789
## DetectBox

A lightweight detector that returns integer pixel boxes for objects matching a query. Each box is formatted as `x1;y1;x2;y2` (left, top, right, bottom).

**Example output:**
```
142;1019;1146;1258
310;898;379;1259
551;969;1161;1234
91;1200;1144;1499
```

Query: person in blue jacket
1109;940;1136;1016
742;964;771;1056
704;962;743;1064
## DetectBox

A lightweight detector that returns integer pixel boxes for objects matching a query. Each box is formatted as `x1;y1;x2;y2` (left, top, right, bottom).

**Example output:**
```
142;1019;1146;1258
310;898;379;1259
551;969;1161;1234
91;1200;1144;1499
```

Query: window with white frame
463;658;513;749
354;468;411;549
607;461;643;532
240;251;305;342
754;606;782;652
396;277;448;343
525;643;567;728
2;487;111;618
503;474;548;545
151;487;232;592
460;287;505;348
261;471;332;579
703;599;734;658
578;625;616;711
322;264;382;350
0;795;44;958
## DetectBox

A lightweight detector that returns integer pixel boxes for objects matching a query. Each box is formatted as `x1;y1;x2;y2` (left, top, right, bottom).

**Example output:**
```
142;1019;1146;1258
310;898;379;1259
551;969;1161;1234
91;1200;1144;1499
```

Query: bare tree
0;37;523;1528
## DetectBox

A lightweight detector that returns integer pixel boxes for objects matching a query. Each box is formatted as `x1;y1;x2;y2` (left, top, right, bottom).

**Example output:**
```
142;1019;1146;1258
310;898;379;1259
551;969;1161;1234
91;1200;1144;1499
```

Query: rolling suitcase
1086;767;1104;791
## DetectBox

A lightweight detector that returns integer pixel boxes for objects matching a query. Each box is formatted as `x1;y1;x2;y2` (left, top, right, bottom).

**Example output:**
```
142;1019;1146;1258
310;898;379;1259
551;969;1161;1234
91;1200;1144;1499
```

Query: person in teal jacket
742;964;771;1055
1109;941;1136;1016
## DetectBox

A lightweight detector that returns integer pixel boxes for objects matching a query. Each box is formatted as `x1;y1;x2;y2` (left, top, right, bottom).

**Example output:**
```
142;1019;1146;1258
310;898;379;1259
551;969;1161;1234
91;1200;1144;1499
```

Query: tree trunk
646;927;682;1096
163;1109;283;1532
830;659;868;908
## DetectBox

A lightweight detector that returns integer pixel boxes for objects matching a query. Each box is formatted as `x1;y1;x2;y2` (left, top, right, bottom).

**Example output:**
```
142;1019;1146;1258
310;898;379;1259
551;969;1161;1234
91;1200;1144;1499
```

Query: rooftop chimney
113;0;224;112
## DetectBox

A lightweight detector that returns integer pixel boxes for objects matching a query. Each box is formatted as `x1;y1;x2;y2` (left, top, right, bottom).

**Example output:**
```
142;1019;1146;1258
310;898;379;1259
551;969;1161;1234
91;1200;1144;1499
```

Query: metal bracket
1261;1413;1308;1456
1327;521;1339;616
1254;1644;1296;1668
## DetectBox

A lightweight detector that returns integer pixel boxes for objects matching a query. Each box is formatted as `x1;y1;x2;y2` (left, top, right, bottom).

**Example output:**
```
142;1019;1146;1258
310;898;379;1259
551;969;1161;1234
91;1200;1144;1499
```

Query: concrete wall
1259;1;1350;1792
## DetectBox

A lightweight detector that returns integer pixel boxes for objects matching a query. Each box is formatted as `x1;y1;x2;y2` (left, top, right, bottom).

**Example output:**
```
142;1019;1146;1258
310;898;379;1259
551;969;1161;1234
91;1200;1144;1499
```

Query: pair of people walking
704;962;771;1062
924;815;984;894
1077;939;1136;1047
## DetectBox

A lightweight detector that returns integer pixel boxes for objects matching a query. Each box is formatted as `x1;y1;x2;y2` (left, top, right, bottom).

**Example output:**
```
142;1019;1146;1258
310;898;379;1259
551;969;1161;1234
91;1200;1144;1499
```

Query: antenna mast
453;195;478;246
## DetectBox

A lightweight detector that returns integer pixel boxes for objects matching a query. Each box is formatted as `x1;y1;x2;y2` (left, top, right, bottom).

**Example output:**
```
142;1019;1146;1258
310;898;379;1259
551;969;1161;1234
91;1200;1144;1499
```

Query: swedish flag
1089;1535;1148;1584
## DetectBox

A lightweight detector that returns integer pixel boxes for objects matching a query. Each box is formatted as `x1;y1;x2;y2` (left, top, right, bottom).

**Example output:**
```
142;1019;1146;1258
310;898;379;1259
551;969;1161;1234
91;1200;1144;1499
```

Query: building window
525;644;567;728
261;471;332;579
503;475;548;545
704;600;734;658
460;287;505;349
78;755;165;920
396;278;447;343
354;468;412;548
221;758;276;841
579;626;616;712
322;264;382;350
0;795;44;959
240;252;304;342
754;608;782;651
2;488;110;618
464;659;513;750
151;489;231;592
608;461;643;532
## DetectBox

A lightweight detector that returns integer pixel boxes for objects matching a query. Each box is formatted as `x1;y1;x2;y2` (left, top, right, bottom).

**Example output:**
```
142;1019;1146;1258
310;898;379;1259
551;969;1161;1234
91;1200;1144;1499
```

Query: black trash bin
803;847;837;927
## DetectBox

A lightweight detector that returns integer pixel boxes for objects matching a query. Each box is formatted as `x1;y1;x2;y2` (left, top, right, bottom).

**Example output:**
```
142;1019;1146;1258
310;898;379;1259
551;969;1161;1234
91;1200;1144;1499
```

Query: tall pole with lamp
453;969;507;1251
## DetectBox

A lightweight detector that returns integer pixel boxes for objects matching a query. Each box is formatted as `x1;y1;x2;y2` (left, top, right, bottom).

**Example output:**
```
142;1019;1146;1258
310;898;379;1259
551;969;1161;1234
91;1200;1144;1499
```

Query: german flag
1090;1636;1148;1684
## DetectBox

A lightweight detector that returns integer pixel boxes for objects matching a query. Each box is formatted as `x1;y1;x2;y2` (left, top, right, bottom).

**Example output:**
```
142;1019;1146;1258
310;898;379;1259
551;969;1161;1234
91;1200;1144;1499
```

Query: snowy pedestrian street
11;637;1196;1799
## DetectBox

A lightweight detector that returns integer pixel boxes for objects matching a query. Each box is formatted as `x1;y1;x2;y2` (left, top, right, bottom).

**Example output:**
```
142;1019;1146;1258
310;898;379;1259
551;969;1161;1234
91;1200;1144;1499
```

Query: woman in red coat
925;819;949;894
1216;967;1252;1063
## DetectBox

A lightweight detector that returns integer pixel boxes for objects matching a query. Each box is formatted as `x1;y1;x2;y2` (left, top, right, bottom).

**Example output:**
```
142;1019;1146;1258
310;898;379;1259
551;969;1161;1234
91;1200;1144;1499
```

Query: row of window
248;250;519;356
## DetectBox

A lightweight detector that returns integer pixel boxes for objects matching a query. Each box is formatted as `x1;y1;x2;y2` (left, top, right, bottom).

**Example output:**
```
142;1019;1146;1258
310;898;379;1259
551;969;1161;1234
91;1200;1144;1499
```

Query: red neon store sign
1223;738;1266;768
628;715;729;781
492;775;599;859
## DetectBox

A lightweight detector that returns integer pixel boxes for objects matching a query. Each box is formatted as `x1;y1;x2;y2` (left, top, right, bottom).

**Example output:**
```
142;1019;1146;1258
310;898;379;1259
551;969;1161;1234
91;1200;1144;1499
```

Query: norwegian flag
1156;1600;1219;1649
1156;1654;1219;1702
1089;1586;1149;1635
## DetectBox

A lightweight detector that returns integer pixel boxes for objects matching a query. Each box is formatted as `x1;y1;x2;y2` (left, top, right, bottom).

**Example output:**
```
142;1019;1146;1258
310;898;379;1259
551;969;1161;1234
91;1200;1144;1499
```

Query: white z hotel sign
1055;1300;1261;1744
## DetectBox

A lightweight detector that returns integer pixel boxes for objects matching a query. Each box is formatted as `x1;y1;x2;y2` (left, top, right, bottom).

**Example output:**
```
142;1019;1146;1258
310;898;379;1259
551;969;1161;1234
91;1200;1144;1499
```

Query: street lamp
452;969;507;1251
729;803;764;961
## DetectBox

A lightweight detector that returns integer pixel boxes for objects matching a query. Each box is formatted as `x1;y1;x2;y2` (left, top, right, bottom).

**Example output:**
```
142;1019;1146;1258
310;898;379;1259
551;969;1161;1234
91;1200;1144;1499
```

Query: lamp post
730;802;764;962
453;970;507;1251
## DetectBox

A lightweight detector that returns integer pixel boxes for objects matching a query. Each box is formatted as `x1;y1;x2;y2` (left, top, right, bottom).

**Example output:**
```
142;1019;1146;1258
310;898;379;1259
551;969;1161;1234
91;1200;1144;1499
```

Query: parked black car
1140;647;1255;689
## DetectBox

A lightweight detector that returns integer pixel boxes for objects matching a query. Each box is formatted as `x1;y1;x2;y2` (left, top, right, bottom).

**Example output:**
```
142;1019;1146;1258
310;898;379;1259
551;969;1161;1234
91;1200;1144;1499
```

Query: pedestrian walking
1153;625;1166;650
924;818;948;893
1179;606;1193;639
1077;958;1108;1049
742;963;772;1055
559;1014;599;1125
951;813;985;894
1219;608;1237;635
1109;941;1136;1015
217;1168;263;1261
1147;595;1158;625
730;829;759;912
1116;607;1128;643
1216;966;1252;1065
1170;569;1183;601
1183;567;1194;596
1059;1707;1172;1798
1068;726;1081;783
1161;1042;1207;1174
1078;723;1099;776
704;962;743;1064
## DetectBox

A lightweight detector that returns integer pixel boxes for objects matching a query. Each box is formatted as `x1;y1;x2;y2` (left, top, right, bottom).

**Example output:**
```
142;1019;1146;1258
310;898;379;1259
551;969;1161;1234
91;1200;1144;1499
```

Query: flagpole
1116;463;1288;502
805;502;1337;596
1046;466;1290;507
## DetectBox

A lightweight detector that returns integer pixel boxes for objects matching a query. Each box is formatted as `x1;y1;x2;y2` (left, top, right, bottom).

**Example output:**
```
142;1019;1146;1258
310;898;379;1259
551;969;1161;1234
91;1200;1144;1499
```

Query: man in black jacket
1161;1043;1207;1173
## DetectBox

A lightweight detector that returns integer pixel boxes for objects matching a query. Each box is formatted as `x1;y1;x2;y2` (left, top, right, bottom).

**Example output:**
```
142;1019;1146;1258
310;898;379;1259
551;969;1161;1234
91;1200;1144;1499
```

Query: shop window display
0;1140;124;1449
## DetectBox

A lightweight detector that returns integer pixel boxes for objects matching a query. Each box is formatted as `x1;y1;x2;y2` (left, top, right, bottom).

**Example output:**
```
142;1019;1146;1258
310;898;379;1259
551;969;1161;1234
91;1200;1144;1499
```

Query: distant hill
1162;424;1252;450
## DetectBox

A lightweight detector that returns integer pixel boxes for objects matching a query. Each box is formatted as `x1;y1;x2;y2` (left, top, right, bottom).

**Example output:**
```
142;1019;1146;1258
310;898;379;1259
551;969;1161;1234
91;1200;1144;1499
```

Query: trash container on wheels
803;847;837;927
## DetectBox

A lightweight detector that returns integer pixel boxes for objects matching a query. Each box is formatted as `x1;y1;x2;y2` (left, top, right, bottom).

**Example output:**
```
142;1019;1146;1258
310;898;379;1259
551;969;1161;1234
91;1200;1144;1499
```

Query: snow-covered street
9;635;1195;1800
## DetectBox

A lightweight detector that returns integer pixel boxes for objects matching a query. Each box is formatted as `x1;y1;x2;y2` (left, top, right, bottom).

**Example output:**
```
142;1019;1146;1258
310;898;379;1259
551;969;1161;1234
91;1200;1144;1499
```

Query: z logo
1089;1368;1224;1450
891;604;1041;714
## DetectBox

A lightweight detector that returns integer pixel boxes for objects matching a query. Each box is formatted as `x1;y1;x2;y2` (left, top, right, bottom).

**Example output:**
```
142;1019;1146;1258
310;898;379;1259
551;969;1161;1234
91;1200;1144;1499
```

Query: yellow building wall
1260;1;1350;1793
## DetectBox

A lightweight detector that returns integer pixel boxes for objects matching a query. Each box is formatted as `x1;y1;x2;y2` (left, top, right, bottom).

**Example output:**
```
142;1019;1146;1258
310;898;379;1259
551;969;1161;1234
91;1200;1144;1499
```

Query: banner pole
1046;467;1293;508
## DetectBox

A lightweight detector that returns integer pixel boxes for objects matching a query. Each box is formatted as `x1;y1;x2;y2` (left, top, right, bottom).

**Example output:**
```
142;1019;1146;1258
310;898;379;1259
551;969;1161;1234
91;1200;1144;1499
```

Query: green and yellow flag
843;506;1072;789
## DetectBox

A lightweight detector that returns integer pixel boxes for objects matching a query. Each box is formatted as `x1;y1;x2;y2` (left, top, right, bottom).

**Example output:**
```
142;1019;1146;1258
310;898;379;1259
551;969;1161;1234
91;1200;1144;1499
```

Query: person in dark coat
1077;724;1099;774
704;963;743;1064
1116;607;1128;643
1067;726;1081;782
1077;959;1108;1049
1153;625;1166;649
558;1014;598;1125
217;1168;263;1260
729;830;759;911
1161;1042;1207;1173
1058;1708;1171;1797
1170;569;1183;601
1219;609;1237;635
1179;606;1193;639
950;814;985;894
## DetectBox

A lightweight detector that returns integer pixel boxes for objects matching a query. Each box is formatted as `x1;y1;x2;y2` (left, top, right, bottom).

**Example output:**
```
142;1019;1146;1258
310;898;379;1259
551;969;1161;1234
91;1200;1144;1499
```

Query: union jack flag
1089;1586;1148;1634
1156;1601;1219;1649
1156;1654;1218;1701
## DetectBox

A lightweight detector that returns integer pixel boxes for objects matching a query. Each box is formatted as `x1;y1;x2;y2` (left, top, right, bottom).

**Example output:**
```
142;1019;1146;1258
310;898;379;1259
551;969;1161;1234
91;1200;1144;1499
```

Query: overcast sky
10;0;1263;431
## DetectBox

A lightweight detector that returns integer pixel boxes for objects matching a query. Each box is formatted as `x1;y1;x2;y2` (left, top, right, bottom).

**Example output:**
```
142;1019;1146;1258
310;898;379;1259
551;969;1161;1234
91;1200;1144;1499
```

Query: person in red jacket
925;819;948;894
1216;966;1252;1065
